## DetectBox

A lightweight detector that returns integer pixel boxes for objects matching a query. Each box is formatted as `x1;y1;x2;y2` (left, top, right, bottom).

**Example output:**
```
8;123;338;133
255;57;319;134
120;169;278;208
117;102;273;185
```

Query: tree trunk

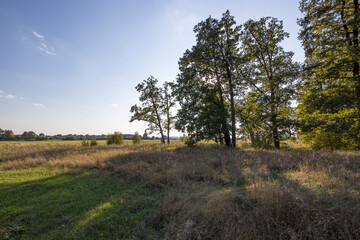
249;130;255;146
227;69;236;148
158;120;165;144
167;125;170;144
224;129;231;147
153;102;165;144
272;127;280;149
215;67;231;147
353;0;360;149
167;103;171;144
270;88;280;149
271;115;280;149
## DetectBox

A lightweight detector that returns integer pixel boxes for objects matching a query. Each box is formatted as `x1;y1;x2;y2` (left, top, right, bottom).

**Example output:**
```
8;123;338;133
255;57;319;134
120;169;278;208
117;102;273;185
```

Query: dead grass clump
161;185;255;240
247;181;360;239
161;181;360;240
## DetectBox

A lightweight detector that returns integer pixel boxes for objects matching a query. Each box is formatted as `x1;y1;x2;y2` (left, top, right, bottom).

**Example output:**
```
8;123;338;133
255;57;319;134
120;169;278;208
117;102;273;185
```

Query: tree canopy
130;76;175;144
128;4;358;150
297;0;360;150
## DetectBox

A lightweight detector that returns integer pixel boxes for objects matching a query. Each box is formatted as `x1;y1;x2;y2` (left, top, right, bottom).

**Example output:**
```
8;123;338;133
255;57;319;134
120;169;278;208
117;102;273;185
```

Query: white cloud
0;90;16;99
45;49;56;55
32;31;56;55
33;103;45;108
112;104;118;107
37;45;56;55
32;31;44;39
4;94;15;99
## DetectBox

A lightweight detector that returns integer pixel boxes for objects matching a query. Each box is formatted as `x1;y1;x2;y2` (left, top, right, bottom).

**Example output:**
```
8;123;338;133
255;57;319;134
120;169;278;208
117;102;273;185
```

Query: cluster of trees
131;0;360;150
106;132;141;145
0;129;16;141
130;76;176;144
0;128;48;141
0;128;150;142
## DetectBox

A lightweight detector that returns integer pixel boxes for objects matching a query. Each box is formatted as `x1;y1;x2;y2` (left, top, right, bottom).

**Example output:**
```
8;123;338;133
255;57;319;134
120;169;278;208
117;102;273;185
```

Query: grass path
0;168;163;239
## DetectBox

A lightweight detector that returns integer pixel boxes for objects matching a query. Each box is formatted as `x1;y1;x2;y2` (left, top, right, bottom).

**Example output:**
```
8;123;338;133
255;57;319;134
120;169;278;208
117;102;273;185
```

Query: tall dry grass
1;142;359;239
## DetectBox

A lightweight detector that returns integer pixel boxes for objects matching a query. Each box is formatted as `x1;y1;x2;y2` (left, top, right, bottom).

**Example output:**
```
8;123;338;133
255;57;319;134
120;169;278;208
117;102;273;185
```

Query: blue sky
0;0;304;136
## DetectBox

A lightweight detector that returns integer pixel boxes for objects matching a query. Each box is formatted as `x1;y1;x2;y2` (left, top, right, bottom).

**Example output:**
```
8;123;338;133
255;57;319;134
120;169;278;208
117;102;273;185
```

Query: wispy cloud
32;31;56;55
4;94;15;99
32;31;44;39
0;90;16;99
165;2;201;40
33;103;45;108
111;104;118;107
38;46;56;55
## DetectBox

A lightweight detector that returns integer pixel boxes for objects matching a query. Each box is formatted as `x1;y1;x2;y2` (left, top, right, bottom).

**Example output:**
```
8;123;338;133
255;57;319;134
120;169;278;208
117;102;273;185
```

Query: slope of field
1;141;359;239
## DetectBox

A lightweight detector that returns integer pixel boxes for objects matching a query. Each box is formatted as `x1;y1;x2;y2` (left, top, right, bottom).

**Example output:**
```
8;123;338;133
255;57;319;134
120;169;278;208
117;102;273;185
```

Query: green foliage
162;81;176;144
107;132;123;145
239;17;299;149
184;137;197;147
90;138;97;146
175;12;298;149
0;129;15;141
132;132;141;144
297;0;360;150
22;131;38;141
81;139;90;146
174;11;241;147
302;130;351;151
298;109;358;150
130;76;166;144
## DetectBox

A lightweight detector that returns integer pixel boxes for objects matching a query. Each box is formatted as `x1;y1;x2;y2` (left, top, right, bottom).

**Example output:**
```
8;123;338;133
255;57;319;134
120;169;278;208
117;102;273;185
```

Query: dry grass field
1;140;359;239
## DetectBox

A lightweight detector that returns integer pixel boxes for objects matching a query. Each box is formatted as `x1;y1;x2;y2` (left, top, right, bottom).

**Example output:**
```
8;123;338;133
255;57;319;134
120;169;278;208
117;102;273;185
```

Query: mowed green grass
0;167;163;239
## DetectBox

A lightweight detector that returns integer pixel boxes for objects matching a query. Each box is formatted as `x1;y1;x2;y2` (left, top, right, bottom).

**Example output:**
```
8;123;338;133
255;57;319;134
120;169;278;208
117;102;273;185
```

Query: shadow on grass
1;145;359;239
0;170;163;240
97;147;360;239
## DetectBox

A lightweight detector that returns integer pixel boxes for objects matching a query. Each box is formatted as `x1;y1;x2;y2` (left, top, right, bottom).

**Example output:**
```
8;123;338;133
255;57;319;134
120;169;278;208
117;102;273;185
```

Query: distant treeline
0;128;178;141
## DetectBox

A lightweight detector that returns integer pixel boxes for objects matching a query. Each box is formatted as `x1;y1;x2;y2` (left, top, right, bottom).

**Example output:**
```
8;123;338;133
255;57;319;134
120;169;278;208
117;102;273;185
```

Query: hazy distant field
1;141;359;239
0;139;160;146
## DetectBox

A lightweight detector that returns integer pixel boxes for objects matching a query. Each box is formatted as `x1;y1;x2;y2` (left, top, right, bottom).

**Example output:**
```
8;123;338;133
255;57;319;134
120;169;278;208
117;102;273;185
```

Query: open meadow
0;140;359;239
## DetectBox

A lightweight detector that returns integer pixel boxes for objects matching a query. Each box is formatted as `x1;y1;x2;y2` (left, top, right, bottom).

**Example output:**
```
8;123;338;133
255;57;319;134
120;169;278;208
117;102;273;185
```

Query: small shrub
81;139;89;146
132;132;141;144
250;130;273;149
107;132;123;145
301;129;353;151
185;137;197;147
90;138;97;146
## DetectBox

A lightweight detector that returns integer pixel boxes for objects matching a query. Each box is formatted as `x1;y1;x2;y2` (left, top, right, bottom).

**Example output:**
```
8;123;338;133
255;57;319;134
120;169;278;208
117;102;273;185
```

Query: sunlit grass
0;167;163;239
